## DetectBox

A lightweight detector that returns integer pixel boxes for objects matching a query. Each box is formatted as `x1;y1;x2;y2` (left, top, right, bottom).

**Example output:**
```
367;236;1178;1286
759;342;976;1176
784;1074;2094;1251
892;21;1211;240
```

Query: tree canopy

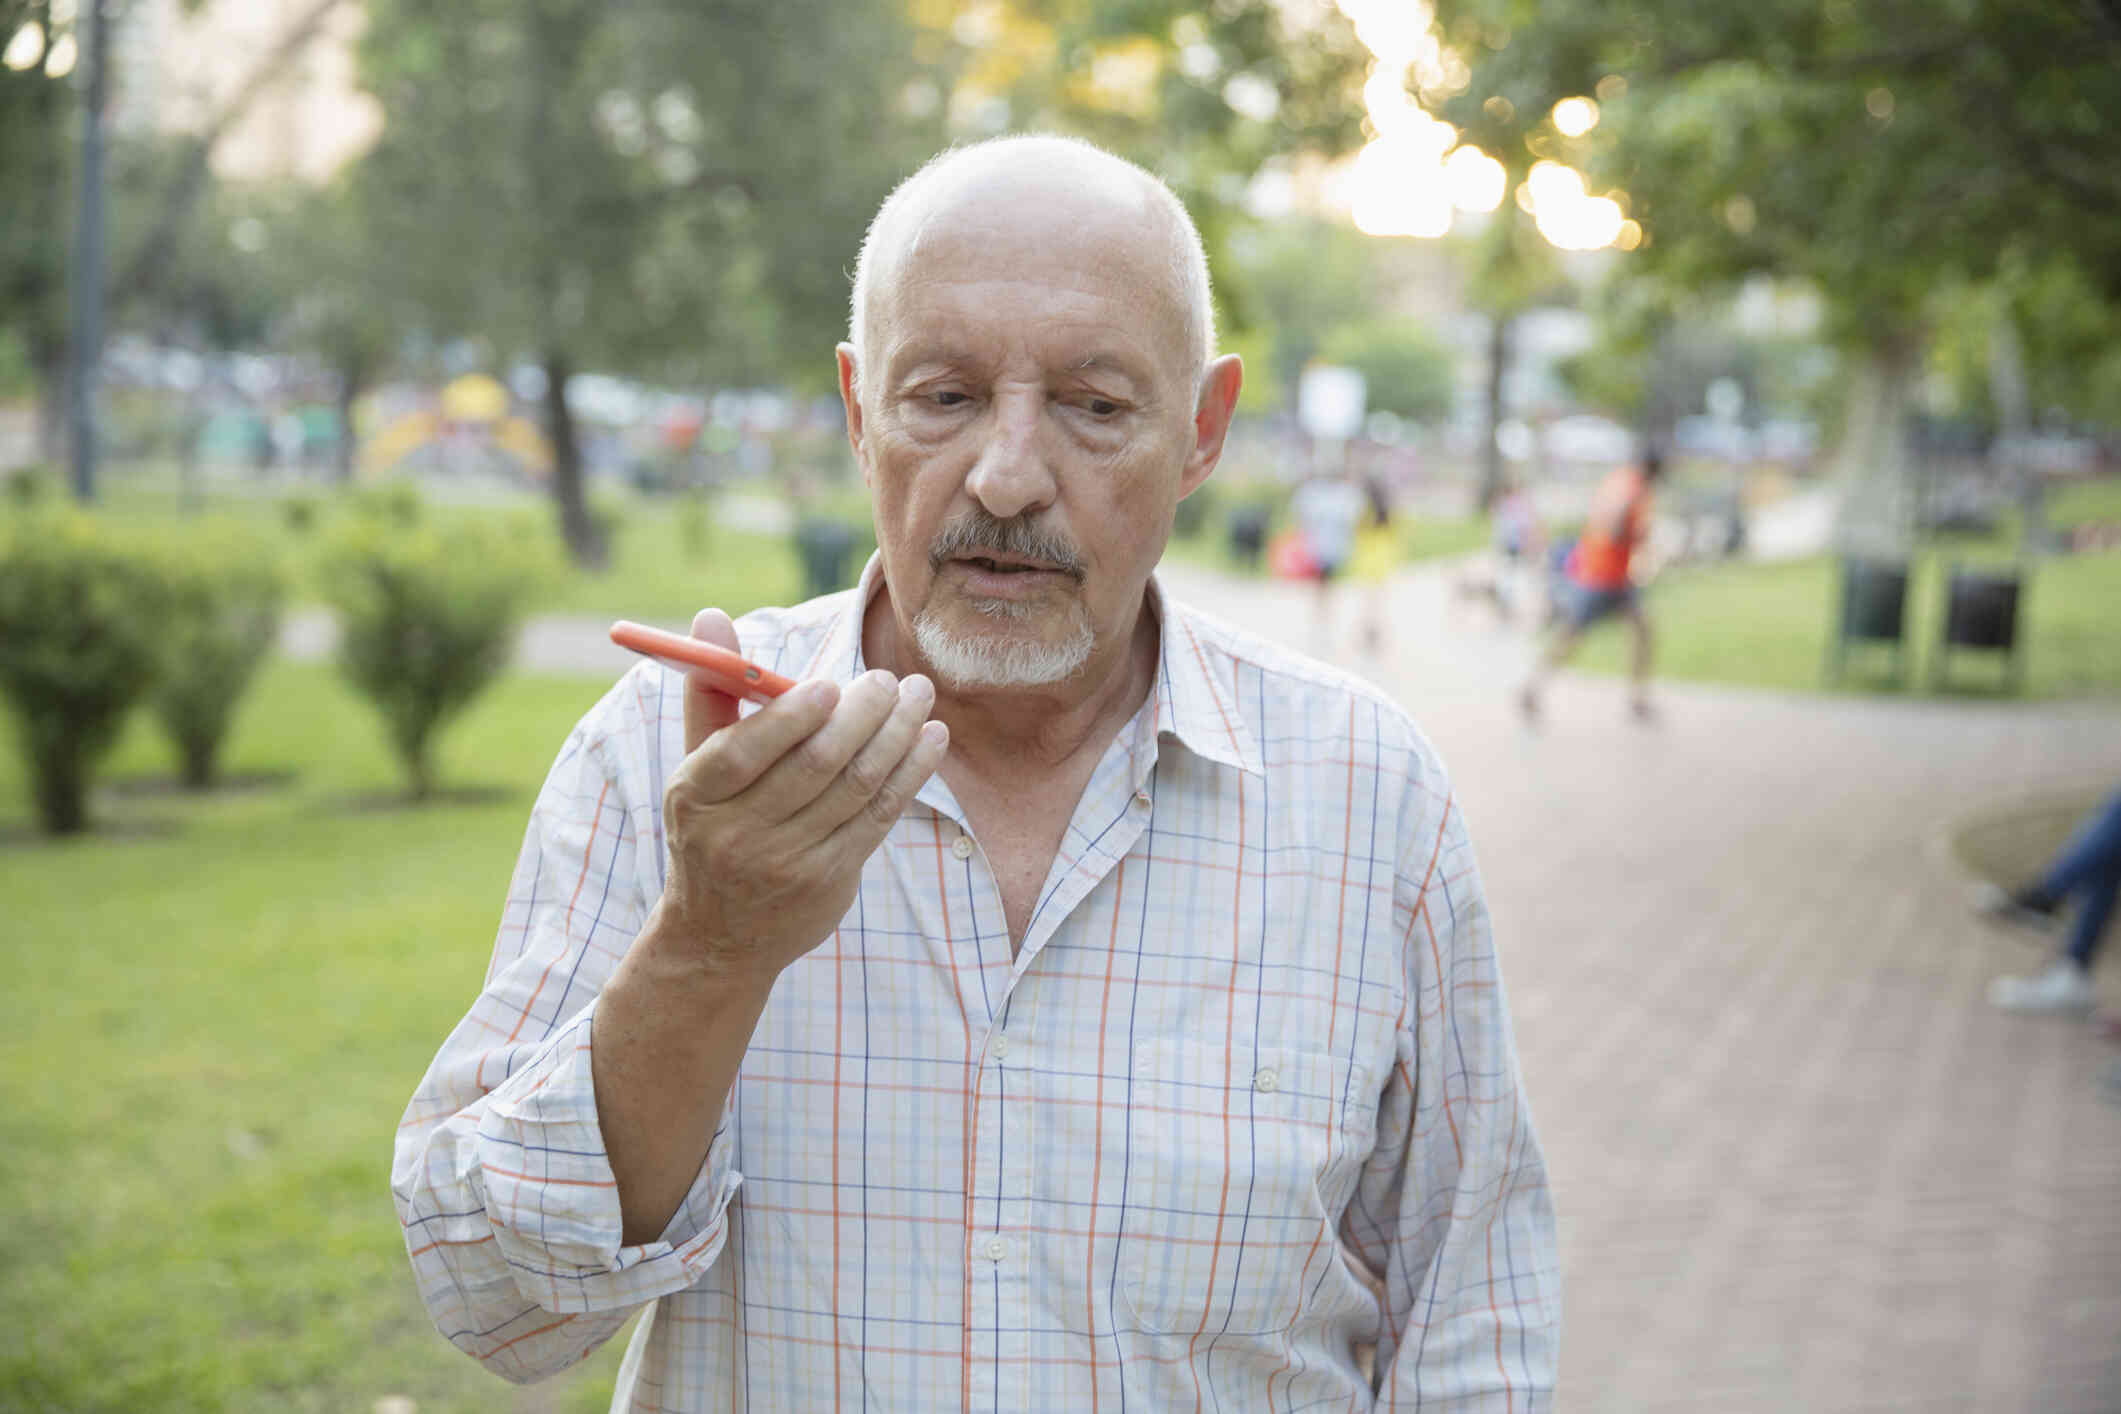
1429;0;2121;340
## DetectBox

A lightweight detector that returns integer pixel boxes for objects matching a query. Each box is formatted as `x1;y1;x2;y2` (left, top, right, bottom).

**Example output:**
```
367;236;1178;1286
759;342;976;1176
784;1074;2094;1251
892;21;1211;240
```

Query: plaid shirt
392;560;1558;1411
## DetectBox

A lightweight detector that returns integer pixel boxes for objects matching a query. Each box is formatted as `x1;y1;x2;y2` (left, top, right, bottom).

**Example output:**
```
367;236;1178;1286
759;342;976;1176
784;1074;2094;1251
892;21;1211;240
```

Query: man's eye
932;391;969;407
1084;398;1120;416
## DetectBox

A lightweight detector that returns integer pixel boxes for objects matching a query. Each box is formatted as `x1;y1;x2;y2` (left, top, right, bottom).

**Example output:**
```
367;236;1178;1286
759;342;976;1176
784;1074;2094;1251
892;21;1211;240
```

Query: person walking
1519;448;1665;720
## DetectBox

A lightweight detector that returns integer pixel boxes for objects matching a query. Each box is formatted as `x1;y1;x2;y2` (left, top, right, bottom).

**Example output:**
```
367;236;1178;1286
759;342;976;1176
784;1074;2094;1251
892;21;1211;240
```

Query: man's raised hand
656;607;947;986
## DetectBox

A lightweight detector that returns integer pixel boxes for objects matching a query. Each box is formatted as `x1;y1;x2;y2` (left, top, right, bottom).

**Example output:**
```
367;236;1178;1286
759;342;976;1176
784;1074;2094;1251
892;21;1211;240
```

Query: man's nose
963;391;1058;522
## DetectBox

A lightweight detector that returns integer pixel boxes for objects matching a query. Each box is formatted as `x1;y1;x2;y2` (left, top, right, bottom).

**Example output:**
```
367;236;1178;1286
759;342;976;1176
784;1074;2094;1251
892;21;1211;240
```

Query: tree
1226;217;1378;414
946;0;1373;339
1458;209;1569;509
248;171;406;484
0;0;77;465
1;0;357;475
351;0;949;568
1428;0;2121;540
1322;318;1456;424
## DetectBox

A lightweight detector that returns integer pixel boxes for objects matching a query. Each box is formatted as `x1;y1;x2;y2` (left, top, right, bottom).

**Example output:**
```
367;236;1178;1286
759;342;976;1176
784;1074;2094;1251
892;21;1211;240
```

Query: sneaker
1972;881;2063;936
1988;959;2095;1015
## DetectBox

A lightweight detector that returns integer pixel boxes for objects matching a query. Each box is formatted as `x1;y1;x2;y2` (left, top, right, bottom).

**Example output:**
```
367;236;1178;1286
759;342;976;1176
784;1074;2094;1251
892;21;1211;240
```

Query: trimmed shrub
280;490;321;535
0;512;172;833
318;507;552;799
349;478;424;528
5;464;57;509
151;528;286;789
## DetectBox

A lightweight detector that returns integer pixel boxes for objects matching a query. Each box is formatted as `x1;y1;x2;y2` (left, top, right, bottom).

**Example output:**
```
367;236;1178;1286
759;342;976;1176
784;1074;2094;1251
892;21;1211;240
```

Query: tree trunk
180;738;217;790
333;354;366;486
543;349;606;570
34;748;89;835
1477;310;1514;513
1987;308;2044;554
32;339;67;469
1831;334;1923;558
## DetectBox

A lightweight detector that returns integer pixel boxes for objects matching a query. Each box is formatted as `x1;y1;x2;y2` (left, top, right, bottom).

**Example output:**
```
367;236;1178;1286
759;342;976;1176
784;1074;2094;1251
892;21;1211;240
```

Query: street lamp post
67;0;111;504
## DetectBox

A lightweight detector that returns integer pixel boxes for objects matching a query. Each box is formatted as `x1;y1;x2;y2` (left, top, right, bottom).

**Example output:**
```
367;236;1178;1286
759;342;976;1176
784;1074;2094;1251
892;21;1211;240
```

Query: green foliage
1225;217;1380;404
0;512;171;832
5;462;56;508
318;508;555;799
280;489;321;535
0;0;72;405
348;477;425;529
149;528;286;789
959;0;1371;340
352;0;947;391
1321;319;1457;423
1432;0;2121;339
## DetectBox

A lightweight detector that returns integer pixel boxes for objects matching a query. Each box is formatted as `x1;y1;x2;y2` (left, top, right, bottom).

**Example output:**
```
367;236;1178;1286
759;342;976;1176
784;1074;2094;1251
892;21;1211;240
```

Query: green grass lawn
0;660;639;1412
1571;542;2121;699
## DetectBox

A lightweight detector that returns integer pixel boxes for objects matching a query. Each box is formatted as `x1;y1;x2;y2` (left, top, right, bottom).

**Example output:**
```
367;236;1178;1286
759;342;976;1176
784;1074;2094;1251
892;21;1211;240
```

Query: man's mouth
957;555;1054;575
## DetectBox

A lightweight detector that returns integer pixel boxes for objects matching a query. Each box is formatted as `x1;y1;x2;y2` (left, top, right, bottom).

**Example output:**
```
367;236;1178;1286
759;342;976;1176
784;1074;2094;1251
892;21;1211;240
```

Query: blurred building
112;0;381;185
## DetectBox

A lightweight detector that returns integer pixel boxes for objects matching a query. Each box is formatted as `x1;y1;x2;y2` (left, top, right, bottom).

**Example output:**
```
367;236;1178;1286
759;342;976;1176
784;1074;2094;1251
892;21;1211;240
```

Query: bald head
847;136;1215;394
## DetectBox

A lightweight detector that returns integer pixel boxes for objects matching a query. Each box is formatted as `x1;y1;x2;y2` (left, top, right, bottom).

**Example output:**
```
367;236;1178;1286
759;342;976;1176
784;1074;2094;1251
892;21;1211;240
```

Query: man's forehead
870;185;1189;369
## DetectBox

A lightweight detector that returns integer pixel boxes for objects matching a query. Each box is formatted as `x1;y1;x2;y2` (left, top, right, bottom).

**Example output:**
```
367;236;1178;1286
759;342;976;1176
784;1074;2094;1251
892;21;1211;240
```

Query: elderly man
393;135;1557;1410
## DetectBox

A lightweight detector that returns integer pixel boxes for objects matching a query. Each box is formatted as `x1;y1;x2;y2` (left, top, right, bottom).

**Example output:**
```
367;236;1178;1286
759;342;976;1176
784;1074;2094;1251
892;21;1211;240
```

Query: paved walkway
294;555;2121;1411
1160;562;2121;1414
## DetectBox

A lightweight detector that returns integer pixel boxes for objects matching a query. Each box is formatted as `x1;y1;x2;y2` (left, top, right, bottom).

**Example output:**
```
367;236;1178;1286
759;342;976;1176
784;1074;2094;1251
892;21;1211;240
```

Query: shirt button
992;1034;1010;1059
950;833;974;860
1133;790;1151;809
985;1237;1007;1261
1254;1067;1279;1094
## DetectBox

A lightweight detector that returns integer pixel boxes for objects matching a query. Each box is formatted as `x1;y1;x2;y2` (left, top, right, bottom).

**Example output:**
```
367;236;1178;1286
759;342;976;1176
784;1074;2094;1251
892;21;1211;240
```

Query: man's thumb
682;608;742;755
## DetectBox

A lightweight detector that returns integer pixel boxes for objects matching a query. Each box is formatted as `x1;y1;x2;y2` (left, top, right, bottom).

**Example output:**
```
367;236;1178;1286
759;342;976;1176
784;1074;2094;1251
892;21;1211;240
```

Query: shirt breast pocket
1120;1037;1378;1337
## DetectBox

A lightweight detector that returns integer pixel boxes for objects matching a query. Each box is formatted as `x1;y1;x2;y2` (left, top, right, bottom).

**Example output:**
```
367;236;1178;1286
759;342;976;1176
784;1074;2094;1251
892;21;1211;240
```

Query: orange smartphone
609;620;796;704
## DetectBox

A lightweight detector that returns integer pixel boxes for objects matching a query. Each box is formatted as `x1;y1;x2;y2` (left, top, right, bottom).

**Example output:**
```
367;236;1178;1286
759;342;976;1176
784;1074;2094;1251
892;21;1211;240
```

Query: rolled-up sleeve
389;672;743;1383
1347;779;1560;1409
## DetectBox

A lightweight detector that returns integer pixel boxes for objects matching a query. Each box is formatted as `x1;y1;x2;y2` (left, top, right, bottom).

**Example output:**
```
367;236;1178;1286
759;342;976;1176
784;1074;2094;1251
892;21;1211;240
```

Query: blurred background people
1519;448;1665;719
1290;466;1367;651
1348;474;1396;654
1984;788;2121;1015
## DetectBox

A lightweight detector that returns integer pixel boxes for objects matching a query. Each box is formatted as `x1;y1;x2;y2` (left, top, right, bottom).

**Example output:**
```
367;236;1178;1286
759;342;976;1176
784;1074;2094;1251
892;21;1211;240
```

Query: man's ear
1178;353;1244;500
835;344;871;486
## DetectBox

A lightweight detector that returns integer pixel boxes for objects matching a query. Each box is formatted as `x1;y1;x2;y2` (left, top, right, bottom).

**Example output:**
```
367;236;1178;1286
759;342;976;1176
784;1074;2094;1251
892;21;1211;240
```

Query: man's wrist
625;898;781;1008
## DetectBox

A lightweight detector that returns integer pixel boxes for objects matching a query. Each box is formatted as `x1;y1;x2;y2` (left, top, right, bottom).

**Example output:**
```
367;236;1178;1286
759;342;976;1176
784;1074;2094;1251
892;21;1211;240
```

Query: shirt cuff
475;1003;741;1314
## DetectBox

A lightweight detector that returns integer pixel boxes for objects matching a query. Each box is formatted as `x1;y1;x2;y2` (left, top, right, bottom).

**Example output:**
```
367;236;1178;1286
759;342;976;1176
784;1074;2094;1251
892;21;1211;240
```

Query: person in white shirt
392;133;1558;1411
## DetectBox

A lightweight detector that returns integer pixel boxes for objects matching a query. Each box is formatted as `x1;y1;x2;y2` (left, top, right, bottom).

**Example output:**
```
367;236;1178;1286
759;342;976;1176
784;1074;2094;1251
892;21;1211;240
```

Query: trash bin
1226;504;1268;572
1827;557;1910;686
794;518;857;600
1933;565;2025;692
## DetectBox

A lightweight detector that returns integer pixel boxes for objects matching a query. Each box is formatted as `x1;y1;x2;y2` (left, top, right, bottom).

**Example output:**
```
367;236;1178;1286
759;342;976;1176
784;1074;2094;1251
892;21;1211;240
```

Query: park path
290;546;2121;1411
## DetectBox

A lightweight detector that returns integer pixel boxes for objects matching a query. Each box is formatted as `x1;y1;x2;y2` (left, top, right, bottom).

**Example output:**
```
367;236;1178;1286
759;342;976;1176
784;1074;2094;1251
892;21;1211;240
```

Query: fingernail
866;668;898;693
903;674;934;708
801;680;837;709
920;719;949;750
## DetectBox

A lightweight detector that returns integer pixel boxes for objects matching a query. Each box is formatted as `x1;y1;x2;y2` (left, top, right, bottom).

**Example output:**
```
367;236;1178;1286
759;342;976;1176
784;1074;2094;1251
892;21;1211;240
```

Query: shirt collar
805;552;1263;780
1140;574;1264;779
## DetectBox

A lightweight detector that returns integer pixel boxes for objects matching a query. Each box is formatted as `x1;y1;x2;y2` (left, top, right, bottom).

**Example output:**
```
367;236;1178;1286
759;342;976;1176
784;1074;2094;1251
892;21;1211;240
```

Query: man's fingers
789;674;936;836
826;716;949;858
680;675;842;804
682;609;743;757
740;669;906;823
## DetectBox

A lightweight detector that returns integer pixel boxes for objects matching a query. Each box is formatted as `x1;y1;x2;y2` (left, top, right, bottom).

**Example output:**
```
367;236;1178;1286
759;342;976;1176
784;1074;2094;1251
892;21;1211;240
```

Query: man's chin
910;605;1094;690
